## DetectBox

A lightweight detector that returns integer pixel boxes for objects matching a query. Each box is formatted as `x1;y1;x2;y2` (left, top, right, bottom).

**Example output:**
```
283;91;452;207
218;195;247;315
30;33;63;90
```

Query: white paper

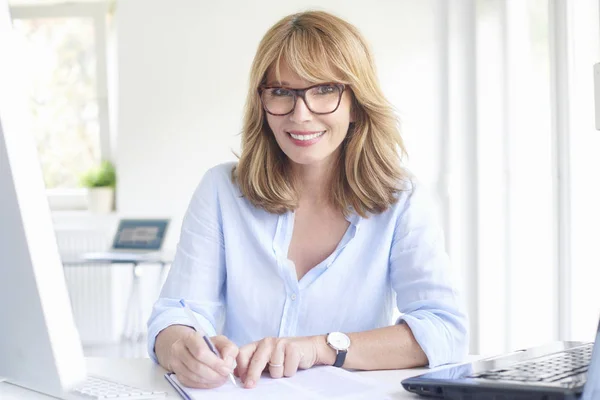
168;366;391;399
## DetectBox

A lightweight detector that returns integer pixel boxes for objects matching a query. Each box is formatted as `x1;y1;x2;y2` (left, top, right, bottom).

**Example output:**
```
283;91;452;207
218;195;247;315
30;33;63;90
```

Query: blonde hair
233;10;409;218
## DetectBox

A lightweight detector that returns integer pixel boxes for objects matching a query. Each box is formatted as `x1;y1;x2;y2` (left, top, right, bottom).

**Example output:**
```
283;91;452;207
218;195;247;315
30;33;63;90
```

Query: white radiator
53;215;165;346
54;219;129;345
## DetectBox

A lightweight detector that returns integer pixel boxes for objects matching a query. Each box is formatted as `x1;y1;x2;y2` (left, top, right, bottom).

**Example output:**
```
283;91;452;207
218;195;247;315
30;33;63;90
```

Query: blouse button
291;293;297;301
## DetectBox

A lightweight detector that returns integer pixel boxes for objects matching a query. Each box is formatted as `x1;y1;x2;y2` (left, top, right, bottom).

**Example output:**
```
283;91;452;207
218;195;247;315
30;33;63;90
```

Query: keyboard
67;375;167;399
470;343;593;383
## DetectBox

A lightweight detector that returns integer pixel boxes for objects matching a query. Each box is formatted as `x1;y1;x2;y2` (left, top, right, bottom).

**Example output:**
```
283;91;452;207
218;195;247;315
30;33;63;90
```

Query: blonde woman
148;10;468;390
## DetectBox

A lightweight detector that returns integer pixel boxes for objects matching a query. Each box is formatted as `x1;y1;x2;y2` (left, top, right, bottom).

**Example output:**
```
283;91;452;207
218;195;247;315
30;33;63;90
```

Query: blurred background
6;0;600;359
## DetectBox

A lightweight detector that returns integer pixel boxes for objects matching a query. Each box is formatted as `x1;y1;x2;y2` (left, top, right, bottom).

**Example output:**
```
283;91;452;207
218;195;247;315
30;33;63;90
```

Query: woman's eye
316;85;335;95
271;88;292;97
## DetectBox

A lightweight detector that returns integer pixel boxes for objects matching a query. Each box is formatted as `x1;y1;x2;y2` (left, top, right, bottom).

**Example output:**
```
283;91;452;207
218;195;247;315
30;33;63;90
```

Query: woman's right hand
158;325;239;389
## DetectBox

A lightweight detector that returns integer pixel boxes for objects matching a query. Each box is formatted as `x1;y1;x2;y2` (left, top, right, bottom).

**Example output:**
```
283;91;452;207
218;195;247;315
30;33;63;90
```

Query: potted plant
80;160;116;213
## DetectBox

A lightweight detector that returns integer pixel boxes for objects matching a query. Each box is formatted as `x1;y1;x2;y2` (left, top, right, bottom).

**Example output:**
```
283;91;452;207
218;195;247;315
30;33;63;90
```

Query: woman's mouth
286;131;325;146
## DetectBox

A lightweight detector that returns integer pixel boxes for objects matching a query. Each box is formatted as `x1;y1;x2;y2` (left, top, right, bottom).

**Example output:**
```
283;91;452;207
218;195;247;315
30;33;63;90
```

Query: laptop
402;318;599;399
83;218;169;262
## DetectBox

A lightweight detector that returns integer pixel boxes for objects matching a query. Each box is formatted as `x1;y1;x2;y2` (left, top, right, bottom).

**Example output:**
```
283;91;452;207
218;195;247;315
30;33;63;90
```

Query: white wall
115;0;442;251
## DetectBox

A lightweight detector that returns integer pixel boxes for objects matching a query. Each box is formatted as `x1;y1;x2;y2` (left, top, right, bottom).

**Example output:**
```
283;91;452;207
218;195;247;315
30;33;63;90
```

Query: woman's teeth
288;131;325;141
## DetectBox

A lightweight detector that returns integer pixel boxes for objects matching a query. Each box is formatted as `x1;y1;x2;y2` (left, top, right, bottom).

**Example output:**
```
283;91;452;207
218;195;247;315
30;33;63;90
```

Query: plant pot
87;187;114;214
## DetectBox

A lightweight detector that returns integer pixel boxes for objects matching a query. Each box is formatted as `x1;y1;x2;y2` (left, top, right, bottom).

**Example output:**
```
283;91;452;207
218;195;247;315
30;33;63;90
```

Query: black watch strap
333;349;347;368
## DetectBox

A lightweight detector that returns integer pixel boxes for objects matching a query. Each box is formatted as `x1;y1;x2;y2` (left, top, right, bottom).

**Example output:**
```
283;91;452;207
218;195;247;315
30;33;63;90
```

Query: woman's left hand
235;336;325;388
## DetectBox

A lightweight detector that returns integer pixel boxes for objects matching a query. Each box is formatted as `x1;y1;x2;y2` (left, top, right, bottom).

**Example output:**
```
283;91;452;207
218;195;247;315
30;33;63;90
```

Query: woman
148;10;468;390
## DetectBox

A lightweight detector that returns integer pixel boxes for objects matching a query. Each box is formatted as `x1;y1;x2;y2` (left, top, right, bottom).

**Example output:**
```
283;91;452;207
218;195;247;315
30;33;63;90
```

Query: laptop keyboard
470;343;593;383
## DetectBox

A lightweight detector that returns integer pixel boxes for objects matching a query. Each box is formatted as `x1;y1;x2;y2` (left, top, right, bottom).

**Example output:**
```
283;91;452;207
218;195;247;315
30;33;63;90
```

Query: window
10;3;111;210
568;0;600;342
475;0;555;355
444;0;600;355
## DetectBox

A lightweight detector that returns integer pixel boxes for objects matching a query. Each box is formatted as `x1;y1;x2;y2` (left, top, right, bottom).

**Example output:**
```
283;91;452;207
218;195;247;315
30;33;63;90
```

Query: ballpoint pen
179;299;238;387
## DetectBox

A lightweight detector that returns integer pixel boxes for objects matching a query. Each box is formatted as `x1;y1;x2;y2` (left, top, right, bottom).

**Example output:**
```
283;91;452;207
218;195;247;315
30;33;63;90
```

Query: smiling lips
286;130;326;146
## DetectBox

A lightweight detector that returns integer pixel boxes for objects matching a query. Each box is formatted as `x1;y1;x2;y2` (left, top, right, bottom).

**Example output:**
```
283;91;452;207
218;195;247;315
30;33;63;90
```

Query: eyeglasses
259;83;346;116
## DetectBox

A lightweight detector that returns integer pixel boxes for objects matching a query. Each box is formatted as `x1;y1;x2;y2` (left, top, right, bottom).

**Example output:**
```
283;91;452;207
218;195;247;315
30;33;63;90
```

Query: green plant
80;160;116;188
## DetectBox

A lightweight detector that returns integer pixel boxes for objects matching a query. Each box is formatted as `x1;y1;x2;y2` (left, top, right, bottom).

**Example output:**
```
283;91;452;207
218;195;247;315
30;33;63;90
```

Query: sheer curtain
568;0;600;343
439;0;600;356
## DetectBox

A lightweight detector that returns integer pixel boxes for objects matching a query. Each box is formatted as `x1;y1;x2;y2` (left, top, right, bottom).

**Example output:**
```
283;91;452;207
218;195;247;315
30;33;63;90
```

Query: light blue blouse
147;162;469;368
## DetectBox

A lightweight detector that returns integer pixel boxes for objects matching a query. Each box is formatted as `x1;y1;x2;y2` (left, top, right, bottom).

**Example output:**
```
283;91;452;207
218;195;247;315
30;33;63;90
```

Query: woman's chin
286;153;335;168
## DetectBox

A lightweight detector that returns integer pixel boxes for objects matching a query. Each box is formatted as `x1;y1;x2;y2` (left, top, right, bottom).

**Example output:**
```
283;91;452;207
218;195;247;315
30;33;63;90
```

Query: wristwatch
326;332;351;367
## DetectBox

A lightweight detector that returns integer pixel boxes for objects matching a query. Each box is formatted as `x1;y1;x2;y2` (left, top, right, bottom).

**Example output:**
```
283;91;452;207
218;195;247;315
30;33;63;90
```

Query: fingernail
219;366;231;376
245;379;254;388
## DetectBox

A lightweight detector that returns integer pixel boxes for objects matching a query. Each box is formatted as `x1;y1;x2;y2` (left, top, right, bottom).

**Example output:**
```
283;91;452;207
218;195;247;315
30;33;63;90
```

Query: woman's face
264;61;354;169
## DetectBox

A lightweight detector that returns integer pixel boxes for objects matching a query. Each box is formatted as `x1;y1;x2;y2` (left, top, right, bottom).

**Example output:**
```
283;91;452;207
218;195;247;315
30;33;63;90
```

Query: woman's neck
291;158;336;208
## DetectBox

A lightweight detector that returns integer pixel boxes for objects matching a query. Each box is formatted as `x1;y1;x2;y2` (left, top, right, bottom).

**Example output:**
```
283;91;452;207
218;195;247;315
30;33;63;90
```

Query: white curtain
438;0;600;356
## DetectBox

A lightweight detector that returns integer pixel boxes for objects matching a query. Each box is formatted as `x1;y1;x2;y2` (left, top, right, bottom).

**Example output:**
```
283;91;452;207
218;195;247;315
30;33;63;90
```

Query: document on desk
165;366;393;399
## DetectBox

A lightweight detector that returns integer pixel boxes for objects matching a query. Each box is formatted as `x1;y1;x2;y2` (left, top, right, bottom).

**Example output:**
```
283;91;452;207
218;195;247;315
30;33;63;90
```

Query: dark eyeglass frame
258;83;346;116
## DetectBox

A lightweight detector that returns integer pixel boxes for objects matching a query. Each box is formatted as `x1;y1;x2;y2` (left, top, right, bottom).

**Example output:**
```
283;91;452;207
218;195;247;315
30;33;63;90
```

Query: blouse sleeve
146;168;226;362
390;183;469;368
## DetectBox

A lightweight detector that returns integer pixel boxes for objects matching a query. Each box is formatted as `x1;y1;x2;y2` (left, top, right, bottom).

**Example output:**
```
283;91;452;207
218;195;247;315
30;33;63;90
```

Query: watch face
327;332;350;350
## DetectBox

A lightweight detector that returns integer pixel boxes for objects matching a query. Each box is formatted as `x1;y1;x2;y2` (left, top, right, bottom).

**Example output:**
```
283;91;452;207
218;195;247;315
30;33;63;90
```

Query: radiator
55;226;129;345
54;219;165;346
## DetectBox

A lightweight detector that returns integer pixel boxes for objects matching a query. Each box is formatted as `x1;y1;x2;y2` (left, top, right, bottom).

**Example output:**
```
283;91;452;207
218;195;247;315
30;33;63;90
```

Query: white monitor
0;0;87;397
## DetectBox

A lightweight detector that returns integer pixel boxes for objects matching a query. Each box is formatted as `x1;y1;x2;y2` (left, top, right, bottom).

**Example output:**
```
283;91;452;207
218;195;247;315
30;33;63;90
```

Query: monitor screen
112;219;169;250
0;0;86;395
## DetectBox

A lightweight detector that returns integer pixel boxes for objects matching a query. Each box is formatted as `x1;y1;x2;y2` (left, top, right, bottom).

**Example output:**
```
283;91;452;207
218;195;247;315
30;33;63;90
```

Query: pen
179;299;238;387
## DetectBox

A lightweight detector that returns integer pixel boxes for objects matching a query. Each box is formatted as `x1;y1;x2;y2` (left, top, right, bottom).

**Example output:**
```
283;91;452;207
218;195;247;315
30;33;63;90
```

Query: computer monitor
0;0;87;397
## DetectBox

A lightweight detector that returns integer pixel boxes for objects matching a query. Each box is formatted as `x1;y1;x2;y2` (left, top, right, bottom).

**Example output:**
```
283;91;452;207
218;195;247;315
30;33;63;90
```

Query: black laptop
402;318;599;399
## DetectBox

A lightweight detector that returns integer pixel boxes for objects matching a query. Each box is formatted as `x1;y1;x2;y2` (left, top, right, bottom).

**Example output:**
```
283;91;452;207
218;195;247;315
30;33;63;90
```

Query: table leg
121;263;144;343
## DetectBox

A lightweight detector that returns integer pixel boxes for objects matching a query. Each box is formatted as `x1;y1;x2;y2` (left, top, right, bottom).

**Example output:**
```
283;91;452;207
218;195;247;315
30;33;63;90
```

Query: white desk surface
0;357;474;399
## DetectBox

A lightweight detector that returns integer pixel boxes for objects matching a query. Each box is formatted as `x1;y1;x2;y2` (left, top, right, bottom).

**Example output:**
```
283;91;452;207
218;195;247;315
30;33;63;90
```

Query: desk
0;358;468;399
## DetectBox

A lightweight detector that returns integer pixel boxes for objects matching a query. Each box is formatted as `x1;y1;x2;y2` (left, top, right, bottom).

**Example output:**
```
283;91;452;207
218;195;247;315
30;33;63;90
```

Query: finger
170;356;203;384
245;339;275;388
185;332;230;374
179;346;229;382
268;340;286;379
169;340;202;380
212;335;239;369
283;343;303;378
171;339;229;385
171;353;226;389
235;342;257;383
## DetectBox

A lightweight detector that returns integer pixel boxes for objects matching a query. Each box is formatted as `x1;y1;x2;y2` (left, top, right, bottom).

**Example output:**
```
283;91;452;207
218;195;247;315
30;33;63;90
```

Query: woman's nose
289;96;313;123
